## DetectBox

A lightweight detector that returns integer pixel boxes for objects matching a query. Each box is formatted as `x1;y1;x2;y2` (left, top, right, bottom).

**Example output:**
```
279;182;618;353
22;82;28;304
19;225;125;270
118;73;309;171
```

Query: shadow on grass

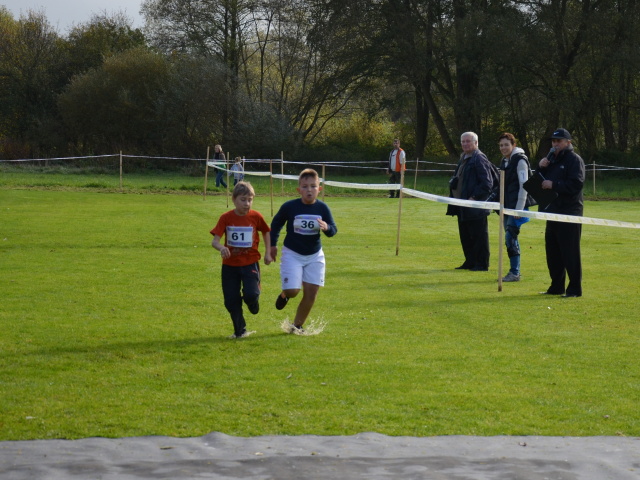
6;332;294;359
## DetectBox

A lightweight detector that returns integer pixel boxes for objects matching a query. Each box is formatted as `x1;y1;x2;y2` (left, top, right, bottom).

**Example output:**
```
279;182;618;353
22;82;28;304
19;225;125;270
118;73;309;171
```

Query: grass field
1;183;639;441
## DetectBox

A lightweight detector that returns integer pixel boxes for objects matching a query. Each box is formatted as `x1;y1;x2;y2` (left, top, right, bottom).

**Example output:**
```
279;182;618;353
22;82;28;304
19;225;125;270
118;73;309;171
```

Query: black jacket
538;144;585;216
448;149;494;220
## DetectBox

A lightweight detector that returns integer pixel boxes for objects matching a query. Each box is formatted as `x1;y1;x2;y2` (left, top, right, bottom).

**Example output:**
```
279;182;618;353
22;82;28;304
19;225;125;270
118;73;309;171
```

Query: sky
2;0;145;32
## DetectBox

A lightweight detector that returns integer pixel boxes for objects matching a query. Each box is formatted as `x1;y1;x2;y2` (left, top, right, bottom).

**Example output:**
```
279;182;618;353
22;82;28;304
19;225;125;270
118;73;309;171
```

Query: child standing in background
231;157;244;186
211;182;272;338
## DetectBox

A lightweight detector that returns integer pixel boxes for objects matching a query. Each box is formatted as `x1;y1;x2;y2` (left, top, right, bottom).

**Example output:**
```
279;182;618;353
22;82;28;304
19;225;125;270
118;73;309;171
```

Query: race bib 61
226;226;253;247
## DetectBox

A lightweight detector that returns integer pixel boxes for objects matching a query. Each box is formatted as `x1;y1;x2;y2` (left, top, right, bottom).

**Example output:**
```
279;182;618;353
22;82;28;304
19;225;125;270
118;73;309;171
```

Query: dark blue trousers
221;263;261;336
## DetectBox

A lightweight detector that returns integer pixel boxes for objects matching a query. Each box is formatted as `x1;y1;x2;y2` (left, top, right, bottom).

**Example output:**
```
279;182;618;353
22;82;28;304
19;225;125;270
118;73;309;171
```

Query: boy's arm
269;204;287;260
320;205;337;237
262;232;273;265
212;234;230;259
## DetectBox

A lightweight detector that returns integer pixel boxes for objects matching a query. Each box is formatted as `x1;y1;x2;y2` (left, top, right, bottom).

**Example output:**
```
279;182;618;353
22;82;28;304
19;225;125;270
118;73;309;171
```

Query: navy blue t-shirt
270;199;337;255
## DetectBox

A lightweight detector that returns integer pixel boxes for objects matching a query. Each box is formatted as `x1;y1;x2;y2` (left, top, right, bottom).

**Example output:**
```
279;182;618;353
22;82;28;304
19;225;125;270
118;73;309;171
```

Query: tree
65;12;146;77
0;8;68;157
274;0;378;145
156;55;234;155
142;0;258;139
59;47;170;154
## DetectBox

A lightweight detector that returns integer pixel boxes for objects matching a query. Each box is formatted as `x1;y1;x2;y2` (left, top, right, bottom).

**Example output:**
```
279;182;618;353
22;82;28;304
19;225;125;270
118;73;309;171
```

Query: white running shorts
279;246;325;290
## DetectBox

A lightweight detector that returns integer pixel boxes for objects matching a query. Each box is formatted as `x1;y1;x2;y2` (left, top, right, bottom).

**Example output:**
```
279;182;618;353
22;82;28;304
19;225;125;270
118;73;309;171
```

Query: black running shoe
248;301;259;315
275;293;289;310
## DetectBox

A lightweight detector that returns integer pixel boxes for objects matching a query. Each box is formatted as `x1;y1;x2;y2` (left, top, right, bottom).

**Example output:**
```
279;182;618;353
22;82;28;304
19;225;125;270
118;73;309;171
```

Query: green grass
1;187;639;441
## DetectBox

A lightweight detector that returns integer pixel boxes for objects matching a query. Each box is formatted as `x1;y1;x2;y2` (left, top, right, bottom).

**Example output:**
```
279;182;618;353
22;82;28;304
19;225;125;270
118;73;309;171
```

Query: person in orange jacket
387;138;405;198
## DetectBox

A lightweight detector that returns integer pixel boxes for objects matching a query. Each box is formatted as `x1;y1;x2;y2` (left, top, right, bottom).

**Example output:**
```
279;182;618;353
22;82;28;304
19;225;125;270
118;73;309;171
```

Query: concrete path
1;432;638;479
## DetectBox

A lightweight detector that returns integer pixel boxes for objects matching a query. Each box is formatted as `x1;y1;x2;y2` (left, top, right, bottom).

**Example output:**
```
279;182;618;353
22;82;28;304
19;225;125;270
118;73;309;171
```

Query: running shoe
275;293;289;310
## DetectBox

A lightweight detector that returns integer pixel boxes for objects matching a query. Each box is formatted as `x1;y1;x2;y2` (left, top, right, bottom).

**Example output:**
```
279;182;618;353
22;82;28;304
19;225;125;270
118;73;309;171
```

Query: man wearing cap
538;128;585;297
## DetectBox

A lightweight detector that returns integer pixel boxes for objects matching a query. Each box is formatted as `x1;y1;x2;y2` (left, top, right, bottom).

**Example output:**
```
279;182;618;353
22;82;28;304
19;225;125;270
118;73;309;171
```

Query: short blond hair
232;181;255;199
299;168;319;183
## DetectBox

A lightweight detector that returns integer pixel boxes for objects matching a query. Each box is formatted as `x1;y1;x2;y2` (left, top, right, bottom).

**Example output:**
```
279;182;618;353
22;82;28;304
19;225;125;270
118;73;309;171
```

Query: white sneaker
228;330;256;339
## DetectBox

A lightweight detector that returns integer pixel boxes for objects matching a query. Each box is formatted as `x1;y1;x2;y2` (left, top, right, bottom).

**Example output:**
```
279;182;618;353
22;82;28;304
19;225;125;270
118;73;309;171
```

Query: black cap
551;128;572;140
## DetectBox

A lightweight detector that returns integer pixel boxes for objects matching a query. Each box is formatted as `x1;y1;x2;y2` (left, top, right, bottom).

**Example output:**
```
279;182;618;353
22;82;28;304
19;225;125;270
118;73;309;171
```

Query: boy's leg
292;282;320;328
221;265;246;336
241;262;261;315
291;249;325;328
276;247;303;309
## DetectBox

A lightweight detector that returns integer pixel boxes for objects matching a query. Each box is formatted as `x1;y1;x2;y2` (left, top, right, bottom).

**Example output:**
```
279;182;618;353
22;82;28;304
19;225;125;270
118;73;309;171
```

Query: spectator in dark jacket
498;132;534;282
538;128;585;297
448;132;495;271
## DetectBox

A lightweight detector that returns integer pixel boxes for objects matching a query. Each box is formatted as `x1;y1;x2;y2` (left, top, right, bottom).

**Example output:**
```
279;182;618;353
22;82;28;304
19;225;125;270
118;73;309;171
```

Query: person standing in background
387;139;405;198
498;133;535;282
231;157;244;186
213;144;227;189
447;132;495;271
538;128;585;298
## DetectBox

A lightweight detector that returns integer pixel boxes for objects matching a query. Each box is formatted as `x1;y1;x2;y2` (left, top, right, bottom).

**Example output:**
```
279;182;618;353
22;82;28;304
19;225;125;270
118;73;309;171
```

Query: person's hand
264;253;273;265
270;246;278;262
542;180;553;190
318;219;329;231
539;158;550;169
219;246;231;259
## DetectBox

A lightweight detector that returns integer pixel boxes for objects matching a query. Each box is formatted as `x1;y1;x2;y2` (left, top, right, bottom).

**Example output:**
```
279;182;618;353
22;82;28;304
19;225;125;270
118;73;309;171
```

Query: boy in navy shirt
270;169;337;333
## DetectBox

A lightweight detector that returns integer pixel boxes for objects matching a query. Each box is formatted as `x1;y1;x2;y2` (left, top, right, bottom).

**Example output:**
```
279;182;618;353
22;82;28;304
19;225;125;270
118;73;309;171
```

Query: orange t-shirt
211;210;270;266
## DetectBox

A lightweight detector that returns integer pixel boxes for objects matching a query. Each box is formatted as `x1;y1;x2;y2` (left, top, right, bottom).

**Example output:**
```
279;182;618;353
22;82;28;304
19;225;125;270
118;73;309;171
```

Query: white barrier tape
593;168;640;172
316;164;388;170
324;181;401;190
272;174;301;181
0;154;118;162
591;163;640;170
403;188;640;228
241;170;271;177
6;156;638;229
502;208;640;229
241;159;282;163
127;155;204;161
401;188;500;211
401;188;640;228
4;155;638;173
206;164;272;177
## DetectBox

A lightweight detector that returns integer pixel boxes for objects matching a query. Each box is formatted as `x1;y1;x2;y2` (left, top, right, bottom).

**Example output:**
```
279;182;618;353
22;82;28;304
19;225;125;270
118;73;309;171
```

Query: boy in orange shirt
211;182;272;338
